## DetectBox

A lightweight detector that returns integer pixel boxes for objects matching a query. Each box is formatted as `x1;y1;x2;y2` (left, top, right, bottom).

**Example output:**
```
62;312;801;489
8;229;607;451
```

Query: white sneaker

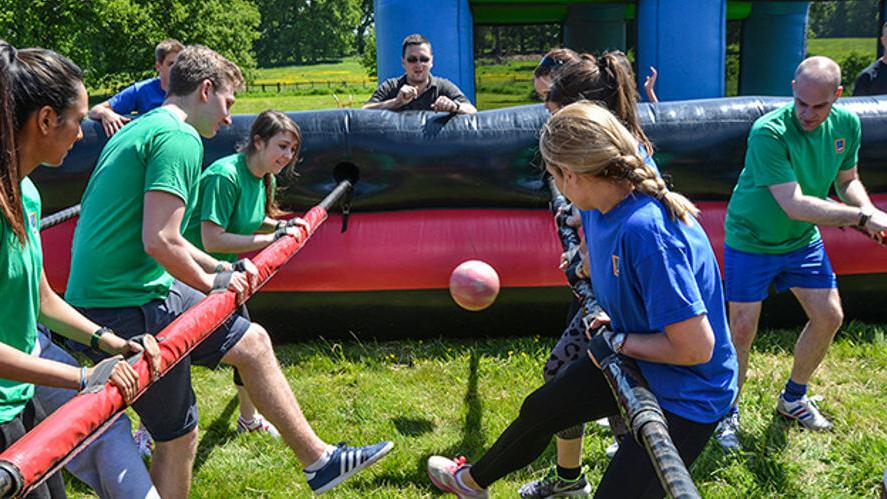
427;455;489;498
714;411;741;451
133;426;153;458
777;393;833;431
605;438;620;459
236;414;281;437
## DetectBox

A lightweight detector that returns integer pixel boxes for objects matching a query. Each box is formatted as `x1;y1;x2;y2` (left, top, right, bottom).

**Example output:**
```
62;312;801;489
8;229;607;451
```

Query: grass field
231;37;875;114
64;321;887;498
808;37;875;61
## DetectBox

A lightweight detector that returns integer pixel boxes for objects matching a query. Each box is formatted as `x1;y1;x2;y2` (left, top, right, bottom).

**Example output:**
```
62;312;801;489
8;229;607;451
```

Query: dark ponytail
546;51;654;157
0;41;25;243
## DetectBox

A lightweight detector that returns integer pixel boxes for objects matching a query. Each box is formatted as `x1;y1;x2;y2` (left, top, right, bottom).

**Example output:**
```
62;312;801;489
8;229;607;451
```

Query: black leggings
471;354;717;498
0;399;66;498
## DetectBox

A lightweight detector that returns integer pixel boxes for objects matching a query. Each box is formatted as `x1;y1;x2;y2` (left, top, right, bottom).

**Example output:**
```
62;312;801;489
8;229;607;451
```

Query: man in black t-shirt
363;34;477;113
854;22;887;96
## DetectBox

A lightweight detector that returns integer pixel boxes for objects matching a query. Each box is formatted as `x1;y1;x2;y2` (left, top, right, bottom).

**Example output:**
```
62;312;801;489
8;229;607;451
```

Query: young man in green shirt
716;56;887;450
66;45;391;497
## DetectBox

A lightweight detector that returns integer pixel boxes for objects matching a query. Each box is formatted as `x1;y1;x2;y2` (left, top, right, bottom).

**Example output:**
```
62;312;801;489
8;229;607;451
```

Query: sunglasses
406;56;431;64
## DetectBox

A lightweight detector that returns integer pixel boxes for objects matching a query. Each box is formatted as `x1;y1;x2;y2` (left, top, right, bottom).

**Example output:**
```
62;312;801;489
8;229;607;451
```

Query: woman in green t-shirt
184;109;306;436
1;41;162;496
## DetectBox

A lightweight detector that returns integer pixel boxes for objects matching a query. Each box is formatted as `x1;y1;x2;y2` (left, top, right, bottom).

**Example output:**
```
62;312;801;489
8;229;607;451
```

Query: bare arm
456;100;477;114
201;221;276;255
835;166;875;209
143;191;218;292
38;270;150;357
0;343;81;389
88;101;130;137
769;173;887;233
620;314;715;366
362;99;402;110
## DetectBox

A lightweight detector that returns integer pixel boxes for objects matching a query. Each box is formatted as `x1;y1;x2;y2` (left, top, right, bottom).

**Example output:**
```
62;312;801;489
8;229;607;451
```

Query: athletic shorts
77;280;251;442
724;239;837;302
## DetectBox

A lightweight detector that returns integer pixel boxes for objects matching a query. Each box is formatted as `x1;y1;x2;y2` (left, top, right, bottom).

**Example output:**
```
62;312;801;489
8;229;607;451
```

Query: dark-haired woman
183;109;307;435
428;102;738;499
0;41;160;498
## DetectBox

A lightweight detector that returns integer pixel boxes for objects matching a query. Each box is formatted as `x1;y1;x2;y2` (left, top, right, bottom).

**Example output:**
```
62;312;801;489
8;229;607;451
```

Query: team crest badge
835;138;845;153
28;211;37;230
611;255;620;276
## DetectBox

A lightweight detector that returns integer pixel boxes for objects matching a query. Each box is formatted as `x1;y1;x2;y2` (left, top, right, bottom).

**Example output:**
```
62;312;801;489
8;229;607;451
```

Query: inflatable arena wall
34;98;887;337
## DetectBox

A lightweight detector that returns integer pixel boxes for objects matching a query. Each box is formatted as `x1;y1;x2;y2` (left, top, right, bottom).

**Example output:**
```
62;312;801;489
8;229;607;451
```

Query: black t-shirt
853;59;887;96
367;74;469;111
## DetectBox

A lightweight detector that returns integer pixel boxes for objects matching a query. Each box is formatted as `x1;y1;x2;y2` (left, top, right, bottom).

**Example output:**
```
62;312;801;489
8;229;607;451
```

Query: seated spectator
363;34;476;114
89;38;183;136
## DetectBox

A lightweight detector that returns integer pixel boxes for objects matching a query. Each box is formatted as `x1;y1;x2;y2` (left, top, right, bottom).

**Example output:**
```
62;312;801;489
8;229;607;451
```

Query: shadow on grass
193;395;239;473
693;412;799;495
371;350;486;489
392;416;435;437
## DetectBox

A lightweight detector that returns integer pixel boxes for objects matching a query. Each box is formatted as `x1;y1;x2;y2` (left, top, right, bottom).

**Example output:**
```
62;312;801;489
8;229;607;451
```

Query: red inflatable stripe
41;199;887;297
0;206;328;495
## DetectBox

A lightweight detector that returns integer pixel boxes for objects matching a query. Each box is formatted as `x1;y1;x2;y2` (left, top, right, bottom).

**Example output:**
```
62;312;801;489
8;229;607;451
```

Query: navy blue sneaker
305;441;394;495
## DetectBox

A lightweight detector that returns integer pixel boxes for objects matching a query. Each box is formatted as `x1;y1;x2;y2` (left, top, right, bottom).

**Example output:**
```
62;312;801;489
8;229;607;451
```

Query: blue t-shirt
108;77;165;115
581;193;738;424
579;143;659;240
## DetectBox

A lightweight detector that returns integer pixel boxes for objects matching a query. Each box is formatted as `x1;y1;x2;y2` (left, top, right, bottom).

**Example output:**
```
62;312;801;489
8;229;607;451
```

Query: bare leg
236;385;258;420
788;287;843;384
151;428;198;499
555;437;582;469
728;300;763;401
221;323;326;466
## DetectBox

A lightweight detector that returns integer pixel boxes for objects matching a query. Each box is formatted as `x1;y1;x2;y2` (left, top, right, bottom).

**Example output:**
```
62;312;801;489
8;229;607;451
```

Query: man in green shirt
67;45;391;497
716;56;887;450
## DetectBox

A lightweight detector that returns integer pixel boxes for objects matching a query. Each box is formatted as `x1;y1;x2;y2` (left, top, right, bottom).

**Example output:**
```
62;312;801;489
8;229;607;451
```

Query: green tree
254;0;361;66
0;0;260;91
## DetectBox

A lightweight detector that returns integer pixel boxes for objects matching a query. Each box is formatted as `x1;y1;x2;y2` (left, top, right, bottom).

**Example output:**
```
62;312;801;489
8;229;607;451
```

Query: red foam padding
42;200;887;296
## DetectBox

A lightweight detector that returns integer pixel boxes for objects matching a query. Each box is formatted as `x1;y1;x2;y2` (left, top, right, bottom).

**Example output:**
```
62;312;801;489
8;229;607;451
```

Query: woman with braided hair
516;50;663;498
427;102;737;499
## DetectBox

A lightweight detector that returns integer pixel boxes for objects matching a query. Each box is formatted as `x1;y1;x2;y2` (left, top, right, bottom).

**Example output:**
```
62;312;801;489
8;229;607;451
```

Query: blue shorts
77;281;251;442
724;239;837;302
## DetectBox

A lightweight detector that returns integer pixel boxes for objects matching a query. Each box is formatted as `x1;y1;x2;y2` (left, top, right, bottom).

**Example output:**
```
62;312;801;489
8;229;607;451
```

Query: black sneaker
518;466;591;498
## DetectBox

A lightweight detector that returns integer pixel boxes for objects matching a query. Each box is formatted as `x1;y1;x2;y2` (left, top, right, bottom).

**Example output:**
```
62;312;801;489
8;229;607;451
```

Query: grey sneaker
714;411;741;451
518;466;591;498
777;393;833;431
427;455;489;498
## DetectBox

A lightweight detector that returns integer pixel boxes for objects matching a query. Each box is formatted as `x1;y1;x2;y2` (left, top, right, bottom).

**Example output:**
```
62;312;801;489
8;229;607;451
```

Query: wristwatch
857;206;874;229
610;332;627;354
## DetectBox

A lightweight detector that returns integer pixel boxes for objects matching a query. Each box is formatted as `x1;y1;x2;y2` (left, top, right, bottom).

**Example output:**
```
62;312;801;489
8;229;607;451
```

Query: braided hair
540;101;698;223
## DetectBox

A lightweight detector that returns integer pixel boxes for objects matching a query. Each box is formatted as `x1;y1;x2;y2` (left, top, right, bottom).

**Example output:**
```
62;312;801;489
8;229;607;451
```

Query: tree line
0;0;372;91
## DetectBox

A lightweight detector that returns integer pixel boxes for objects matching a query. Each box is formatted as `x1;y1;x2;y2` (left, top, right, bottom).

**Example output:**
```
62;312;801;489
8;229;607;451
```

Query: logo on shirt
835;138;845;153
28;211;37;232
611;255;620;276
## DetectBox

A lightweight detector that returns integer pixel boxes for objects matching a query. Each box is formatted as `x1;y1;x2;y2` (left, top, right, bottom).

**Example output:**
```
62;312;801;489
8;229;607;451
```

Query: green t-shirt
183;152;270;262
66;107;204;307
0;178;42;423
725;102;860;254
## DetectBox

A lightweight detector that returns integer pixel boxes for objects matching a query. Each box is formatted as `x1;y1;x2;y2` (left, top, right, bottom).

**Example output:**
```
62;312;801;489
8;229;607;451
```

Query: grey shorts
77;281;251;442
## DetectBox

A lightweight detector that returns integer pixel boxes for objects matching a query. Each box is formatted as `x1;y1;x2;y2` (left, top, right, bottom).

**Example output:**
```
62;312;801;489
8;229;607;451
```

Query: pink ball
449;260;500;311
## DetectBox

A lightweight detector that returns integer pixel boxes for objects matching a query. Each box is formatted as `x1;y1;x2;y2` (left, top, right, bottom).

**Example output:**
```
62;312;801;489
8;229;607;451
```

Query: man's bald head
794;56;842;92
